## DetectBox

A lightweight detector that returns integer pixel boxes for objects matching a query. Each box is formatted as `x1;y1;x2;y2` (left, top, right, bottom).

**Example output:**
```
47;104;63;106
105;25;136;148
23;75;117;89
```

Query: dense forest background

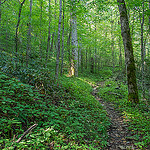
0;0;150;149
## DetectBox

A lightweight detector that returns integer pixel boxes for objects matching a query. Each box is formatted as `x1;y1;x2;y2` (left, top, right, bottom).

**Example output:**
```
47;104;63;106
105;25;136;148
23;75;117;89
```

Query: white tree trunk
55;0;62;79
71;0;78;76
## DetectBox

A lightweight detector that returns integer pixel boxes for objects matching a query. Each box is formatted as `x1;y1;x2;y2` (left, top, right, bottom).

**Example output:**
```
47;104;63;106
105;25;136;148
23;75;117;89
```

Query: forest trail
92;82;138;150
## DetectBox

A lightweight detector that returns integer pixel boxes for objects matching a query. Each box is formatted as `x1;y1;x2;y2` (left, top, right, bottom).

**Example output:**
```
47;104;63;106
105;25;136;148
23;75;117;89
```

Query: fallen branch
13;124;38;150
16;124;38;143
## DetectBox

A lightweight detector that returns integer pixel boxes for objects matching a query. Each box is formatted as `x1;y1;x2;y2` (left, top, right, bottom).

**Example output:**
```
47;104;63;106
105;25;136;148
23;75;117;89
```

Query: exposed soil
92;82;139;150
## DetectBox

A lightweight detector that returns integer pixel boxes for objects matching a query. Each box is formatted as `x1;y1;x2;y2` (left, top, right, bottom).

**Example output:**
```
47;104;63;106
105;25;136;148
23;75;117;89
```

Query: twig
16;124;38;143
13;124;38;150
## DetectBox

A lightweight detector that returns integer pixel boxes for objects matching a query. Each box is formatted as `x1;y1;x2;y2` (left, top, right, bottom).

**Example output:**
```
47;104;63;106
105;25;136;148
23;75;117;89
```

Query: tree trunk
46;0;51;67
78;37;82;68
94;22;97;73
55;0;62;79
117;0;139;103
91;57;94;73
140;2;145;98
111;11;115;73
118;29;122;68
67;31;71;75
71;0;78;77
85;48;87;70
50;32;54;55
39;0;43;60
81;52;83;73
26;0;32;67
15;0;26;55
61;0;65;75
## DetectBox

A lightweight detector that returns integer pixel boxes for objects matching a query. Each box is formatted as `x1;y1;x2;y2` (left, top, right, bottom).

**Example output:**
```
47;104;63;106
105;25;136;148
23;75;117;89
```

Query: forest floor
92;82;139;150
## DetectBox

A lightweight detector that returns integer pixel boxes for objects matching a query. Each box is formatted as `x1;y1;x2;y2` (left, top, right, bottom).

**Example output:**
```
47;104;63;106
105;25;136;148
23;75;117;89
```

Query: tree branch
16;124;38;143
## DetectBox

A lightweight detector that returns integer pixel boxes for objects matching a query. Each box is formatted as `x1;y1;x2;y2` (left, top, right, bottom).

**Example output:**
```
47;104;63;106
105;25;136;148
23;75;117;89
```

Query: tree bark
55;0;62;79
117;0;139;103
71;0;78;76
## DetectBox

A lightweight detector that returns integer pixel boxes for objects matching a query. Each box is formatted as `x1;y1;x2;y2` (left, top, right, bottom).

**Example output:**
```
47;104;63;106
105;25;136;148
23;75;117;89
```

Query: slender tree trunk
81;52;83;73
117;0;139;103
89;47;91;70
140;2;145;98
111;11;115;73
71;0;78;76
61;0;65;75
55;0;62;79
54;0;57;53
118;29;122;68
94;22;97;73
50;33;54;55
15;0;26;55
78;37;82;68
67;31;71;75
85;48;87;70
46;0;51;67
39;0;43;60
26;0;32;67
91;57;94;73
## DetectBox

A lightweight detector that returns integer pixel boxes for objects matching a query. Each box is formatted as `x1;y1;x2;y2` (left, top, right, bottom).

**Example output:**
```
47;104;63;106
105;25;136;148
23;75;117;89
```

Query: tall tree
94;21;97;73
71;0;78;76
26;0;32;67
55;0;62;79
61;0;65;75
111;10;115;73
39;0;43;60
46;0;51;67
117;0;139;103
15;0;26;55
139;1;145;98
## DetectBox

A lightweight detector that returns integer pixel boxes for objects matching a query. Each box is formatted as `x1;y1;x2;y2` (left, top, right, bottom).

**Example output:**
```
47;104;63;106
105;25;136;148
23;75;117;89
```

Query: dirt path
92;82;139;150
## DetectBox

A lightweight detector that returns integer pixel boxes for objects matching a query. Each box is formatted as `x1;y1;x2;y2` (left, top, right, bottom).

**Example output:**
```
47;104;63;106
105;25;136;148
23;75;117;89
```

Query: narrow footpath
92;82;139;150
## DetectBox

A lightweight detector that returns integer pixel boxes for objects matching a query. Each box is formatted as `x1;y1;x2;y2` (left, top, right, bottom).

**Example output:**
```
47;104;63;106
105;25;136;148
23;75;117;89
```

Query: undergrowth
0;70;110;149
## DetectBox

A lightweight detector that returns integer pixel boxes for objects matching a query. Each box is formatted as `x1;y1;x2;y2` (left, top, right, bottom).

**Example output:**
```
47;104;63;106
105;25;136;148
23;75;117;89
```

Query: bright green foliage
0;70;110;149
